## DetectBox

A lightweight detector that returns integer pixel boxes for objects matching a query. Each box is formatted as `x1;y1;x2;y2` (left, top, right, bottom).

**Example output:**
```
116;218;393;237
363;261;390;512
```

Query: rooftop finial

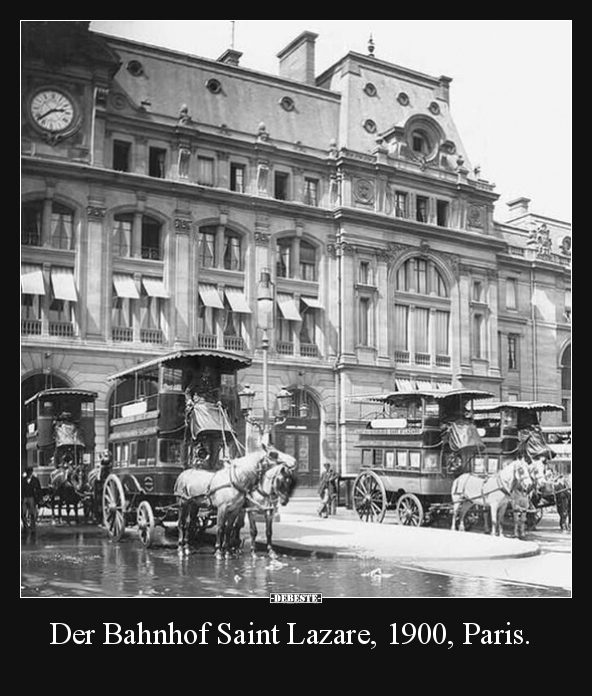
231;20;236;49
368;34;375;56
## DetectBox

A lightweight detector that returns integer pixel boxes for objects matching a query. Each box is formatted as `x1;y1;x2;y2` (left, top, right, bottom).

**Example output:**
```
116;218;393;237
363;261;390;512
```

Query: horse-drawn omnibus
102;348;252;547
542;425;571;477
349;388;496;526
23;388;98;495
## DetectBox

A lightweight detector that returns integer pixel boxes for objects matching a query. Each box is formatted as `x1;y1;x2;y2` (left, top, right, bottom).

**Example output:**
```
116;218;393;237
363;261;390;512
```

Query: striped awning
225;288;252;313
142;277;168;298
301;296;324;310
277;294;301;321
51;268;77;302
416;380;433;391
113;274;140;299
198;284;224;309
21;265;45;295
395;378;415;392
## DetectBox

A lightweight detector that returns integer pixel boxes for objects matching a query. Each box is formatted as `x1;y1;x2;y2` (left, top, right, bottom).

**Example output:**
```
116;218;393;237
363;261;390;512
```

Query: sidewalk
268;496;541;562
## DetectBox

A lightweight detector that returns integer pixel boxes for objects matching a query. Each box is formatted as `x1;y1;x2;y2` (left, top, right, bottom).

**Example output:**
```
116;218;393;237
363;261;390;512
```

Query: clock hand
39;107;66;120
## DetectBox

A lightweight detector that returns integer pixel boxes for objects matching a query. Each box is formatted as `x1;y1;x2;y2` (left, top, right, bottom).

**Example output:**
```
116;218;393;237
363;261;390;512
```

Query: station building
21;21;571;485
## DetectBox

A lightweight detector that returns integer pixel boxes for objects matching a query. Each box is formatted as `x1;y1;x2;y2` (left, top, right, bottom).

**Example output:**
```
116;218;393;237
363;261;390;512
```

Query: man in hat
22;466;42;533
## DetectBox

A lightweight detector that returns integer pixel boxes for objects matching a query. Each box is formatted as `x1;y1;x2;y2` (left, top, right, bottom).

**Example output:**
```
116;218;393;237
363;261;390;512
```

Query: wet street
21;516;570;598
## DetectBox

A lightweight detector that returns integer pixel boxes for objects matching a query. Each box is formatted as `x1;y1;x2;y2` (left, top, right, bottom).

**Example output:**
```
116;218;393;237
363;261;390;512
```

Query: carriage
102;348;251;548
350;388;496;526
24;388;98;496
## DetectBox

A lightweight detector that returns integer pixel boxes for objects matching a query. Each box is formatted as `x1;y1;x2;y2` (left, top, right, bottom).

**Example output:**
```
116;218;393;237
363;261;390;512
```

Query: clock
29;88;77;133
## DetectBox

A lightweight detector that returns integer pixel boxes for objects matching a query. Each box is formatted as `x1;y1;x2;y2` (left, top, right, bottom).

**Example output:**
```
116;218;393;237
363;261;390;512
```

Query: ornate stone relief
86;205;106;219
467;205;484;229
174;217;192;232
353;178;375;205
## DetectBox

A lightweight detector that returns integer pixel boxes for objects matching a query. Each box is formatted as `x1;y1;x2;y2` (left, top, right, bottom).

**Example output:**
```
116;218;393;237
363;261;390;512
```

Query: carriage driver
99;449;113;484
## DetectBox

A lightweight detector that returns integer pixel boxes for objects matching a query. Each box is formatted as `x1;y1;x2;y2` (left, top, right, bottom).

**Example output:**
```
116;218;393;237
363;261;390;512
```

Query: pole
262;327;270;437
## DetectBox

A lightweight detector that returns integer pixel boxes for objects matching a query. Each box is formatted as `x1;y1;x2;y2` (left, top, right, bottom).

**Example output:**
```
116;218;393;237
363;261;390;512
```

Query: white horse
451;458;533;535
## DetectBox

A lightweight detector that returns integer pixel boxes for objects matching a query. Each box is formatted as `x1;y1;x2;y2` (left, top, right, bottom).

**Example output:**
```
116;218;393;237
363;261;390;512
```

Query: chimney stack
217;48;243;66
507;197;531;219
277;31;318;85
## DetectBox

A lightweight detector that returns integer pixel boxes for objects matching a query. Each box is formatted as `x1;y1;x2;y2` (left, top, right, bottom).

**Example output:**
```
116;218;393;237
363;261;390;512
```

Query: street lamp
238;383;293;433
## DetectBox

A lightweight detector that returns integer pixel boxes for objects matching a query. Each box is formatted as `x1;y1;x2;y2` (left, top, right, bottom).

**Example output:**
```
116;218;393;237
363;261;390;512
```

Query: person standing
21;466;42;533
317;462;337;518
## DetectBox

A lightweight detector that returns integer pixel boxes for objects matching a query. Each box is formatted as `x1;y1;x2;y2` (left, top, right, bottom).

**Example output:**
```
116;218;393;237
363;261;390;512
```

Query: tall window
359;261;371;285
305;178;319;207
506;278;517;310
197;157;215;186
472;314;484;358
508;334;518;370
299;241;316;281
199;228;217;268
436;200;449;227
416;196;429;222
276;240;290;278
149;147;167;178
435;310;450;357
223;233;242;271
561;345;571;391
230;163;245;193
397;259;448;297
22;201;43;246
415;259;428;295
141;217;162;260
274;172;290;201
299;303;316;346
113;140;131;172
22;201;75;250
394;191;408;218
358;297;371;346
113;214;133;257
414;307;430;355
113;214;162;260
473;281;483;302
394;304;409;353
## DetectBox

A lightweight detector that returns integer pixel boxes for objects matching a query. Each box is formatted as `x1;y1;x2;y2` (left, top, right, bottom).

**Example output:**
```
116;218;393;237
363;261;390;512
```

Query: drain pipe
530;263;539;400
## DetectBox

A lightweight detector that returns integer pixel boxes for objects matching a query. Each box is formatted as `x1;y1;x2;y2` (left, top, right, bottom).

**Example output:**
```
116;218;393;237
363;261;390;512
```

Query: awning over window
277;293;301;321
113;274;140;299
51;268;77;302
225;288;252;314
416;380;433;391
142;277;168;298
435;382;453;392
301;296;324;310
395;379;415;392
21;265;45;295
199;284;224;309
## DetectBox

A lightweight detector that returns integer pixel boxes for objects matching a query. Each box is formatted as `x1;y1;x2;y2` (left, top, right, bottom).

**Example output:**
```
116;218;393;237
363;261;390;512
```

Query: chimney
507;197;531;219
277;31;318;85
217;48;243;66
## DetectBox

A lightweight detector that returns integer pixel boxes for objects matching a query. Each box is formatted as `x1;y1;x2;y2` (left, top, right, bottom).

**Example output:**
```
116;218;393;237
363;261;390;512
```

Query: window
276;240;291;278
561;399;571;423
22;201;43;246
299;302;316;347
230;163;245;193
274;172;290;201
141;217;162;260
565;288;571;319
415;259;428;295
561;345;571;391
223;233;242;271
508;334;518;370
197;157;215;186
359;261;371;285
473;281;483;302
197;299;216;338
436;200;449;227
394;191;408;218
396;258;448;297
299;241;316;281
113;140;131;172
22;201;75;250
305;178;319;207
435;310;450;357
412;134;428;154
148;147;167;178
394;304;409;352
506;278;517;310
473;314;484;358
358;297;371;346
416;196;429;223
50;203;75;250
414;307;430;355
113;214;133;257
112;296;133;329
199;228;217;268
140;294;163;342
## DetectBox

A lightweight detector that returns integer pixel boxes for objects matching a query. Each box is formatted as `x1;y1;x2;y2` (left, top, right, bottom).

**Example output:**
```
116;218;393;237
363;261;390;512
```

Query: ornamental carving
174;218;192;232
86;205;106;219
467;205;484;228
529;223;553;259
254;231;270;246
560;236;572;256
354;178;375;205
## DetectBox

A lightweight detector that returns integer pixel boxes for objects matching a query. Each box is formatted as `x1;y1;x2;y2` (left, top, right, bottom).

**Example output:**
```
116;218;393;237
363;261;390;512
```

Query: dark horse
228;462;298;558
48;464;85;524
533;473;571;532
174;446;296;558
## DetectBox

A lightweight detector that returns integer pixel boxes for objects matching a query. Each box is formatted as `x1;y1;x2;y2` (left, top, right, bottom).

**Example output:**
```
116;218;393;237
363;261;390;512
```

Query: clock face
30;89;76;132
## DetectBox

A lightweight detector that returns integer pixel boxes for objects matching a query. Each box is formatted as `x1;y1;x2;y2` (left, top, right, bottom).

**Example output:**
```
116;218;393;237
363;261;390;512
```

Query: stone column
84;204;107;339
172;217;192;346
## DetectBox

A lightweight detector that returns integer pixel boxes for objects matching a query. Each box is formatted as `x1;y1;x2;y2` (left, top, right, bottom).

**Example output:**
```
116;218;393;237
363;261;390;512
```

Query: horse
532;472;571;532
451;458;533;536
227;462;298;558
174;445;295;558
48;464;85;524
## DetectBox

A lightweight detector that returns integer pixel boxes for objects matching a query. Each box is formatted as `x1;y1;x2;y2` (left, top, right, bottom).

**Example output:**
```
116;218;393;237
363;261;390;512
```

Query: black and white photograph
21;20;571;604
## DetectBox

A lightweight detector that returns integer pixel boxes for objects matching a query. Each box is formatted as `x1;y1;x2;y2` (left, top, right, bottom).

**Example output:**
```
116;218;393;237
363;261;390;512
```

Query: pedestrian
318;462;337;518
22;466;42;533
511;489;530;540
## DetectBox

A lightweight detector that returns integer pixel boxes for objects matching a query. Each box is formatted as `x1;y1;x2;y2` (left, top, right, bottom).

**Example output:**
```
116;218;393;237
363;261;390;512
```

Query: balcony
112;327;133;342
436;355;451;367
49;321;74;338
224;336;245;352
21;232;41;247
300;343;319;358
395;350;410;364
414;353;431;366
197;334;217;349
277;341;294;356
140;329;164;344
21;319;42;335
141;247;162;261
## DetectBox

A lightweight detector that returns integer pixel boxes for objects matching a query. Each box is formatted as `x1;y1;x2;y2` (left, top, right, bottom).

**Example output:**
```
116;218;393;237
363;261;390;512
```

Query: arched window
396;258;448;297
198;226;243;271
275;237;317;281
113;213;163;260
22;200;75;250
561;345;571;391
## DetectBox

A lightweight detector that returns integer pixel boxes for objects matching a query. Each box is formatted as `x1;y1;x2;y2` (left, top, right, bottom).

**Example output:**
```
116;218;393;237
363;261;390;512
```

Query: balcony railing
21;319;42;335
141;247;162;260
197;334;217;349
49;321;74;338
140;329;164;344
277;341;294;356
414;352;431;366
21;232;41;246
112;327;133;342
224;336;245;352
436;355;451;367
300;343;319;358
395;350;410;364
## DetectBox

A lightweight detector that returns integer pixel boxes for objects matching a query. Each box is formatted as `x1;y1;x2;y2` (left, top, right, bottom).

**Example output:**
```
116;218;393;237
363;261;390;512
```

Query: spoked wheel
352;471;388;523
137;500;156;548
102;474;126;541
397;493;424;527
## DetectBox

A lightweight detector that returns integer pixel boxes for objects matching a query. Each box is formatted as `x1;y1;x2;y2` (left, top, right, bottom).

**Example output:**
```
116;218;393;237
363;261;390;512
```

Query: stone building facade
21;22;571;484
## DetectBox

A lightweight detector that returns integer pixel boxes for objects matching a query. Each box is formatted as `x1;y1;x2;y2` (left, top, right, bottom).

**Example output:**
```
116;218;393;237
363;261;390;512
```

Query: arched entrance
21;372;70;465
273;389;320;488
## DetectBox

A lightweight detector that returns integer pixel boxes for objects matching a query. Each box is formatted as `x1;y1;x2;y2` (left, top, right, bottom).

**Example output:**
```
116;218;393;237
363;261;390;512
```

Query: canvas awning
301;296;324;310
225;287;252;313
142;277;168;298
277;293;301;321
199;284;224;309
395;378;415;392
416;380;433;391
113;274;140;299
21;265;45;295
51;268;77;302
